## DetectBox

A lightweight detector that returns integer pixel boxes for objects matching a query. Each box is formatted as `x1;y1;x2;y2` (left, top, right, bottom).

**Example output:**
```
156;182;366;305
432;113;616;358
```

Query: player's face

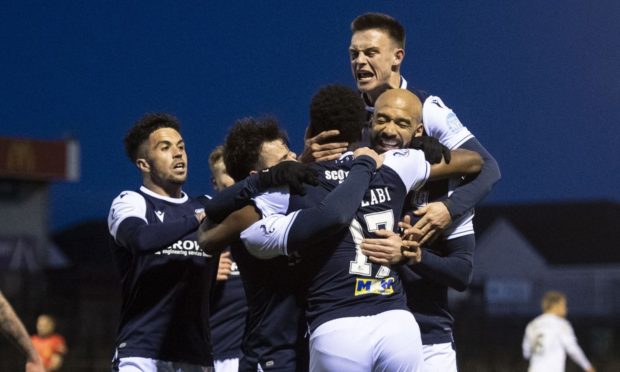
256;139;297;170
370;96;422;153
211;159;235;191
139;128;188;187
350;29;403;99
556;298;567;317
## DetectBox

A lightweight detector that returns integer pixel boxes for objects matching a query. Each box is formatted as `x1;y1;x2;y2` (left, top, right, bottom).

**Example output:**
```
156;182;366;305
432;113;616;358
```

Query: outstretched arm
0;292;45;372
200;161;319;223
241;152;379;258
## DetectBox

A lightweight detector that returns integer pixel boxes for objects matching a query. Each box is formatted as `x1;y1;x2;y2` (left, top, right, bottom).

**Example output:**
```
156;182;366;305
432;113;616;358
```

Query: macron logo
155;210;165;222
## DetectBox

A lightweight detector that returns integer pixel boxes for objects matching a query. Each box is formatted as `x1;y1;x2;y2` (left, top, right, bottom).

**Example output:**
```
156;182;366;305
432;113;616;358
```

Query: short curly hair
124;113;181;162
223;117;289;182
351;13;406;48
308;84;366;144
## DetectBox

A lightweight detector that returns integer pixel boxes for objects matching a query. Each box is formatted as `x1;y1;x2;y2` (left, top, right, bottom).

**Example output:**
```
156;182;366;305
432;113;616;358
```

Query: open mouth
377;139;401;151
173;163;186;170
357;71;374;80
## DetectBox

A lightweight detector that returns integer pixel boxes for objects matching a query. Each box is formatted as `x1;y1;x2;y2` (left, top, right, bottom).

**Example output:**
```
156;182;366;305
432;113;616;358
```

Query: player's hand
409;136;451;164
25;355;45;372
258;161;320;195
401;239;422;265
216;251;233;281
361;229;404;265
411;202;451;246
299;129;348;163
585;367;596;372
398;215;424;242
353;147;383;169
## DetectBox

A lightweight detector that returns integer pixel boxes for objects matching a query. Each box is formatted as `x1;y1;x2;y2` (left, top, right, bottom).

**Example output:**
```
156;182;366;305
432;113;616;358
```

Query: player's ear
393;48;404;67
413;122;424;137
136;158;150;172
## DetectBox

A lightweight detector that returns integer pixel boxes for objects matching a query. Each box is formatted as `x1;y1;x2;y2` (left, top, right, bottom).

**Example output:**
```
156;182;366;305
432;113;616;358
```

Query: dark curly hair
308;84;366;144
124;113;181;162
223;117;289;182
351;13;405;48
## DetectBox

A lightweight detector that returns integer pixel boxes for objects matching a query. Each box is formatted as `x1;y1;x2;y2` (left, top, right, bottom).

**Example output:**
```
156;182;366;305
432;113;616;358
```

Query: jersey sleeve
522;323;534;359
108;191;147;239
240;211;300;259
252;186;291;218
382;149;430;192
442;137;501;220
422;95;473;149
560;320;593;370
409;234;474;291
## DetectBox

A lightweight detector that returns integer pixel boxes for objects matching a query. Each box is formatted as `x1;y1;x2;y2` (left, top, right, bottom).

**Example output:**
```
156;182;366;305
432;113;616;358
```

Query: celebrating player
107;113;218;371
211;85;483;371
207;146;247;372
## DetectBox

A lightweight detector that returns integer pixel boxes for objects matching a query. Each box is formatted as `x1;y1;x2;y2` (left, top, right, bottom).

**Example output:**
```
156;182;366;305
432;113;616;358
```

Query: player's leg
422;343;457;372
309;317;373;371
373;310;424;372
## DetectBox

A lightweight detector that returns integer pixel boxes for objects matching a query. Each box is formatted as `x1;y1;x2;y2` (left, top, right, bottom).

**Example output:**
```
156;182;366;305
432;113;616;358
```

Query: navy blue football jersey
230;240;307;371
209;251;246;361
399;179;476;345
108;186;218;366
287;150;430;331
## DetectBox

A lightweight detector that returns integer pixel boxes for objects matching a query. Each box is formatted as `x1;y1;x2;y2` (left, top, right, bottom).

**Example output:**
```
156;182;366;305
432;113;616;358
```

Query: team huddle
107;13;502;372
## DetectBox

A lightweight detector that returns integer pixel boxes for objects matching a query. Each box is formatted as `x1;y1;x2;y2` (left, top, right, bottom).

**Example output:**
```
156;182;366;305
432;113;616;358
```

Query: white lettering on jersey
360;187;392;207
154;239;211;257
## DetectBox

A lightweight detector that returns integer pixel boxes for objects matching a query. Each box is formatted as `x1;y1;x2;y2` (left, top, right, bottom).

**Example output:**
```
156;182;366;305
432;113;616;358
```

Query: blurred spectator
31;314;67;371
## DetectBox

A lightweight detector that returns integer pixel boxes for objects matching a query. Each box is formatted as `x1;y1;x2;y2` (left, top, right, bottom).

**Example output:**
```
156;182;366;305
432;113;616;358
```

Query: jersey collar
140;185;188;204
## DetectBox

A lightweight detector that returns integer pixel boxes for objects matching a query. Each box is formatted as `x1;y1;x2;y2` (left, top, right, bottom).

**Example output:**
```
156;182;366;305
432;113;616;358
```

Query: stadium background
1;1;619;371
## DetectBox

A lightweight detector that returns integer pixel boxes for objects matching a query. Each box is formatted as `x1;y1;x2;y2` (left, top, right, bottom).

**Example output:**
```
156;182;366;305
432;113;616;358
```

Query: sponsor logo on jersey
324;169;350;184
155;210;165;222
354;277;395;296
154;239;211;257
446;113;463;133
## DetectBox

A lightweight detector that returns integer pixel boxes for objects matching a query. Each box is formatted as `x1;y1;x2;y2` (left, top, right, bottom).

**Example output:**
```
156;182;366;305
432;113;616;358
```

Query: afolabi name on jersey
354;277;395;296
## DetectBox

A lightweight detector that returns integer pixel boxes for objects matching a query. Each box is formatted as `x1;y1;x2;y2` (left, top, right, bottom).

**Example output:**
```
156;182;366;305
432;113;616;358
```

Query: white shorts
422;343;457;372
117;357;213;372
309;309;423;372
214;358;239;372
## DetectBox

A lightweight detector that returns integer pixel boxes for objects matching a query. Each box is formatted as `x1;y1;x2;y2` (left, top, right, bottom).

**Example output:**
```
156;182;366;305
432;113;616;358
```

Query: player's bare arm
300;129;348;163
0;292;45;372
428;148;483;181
198;205;261;255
